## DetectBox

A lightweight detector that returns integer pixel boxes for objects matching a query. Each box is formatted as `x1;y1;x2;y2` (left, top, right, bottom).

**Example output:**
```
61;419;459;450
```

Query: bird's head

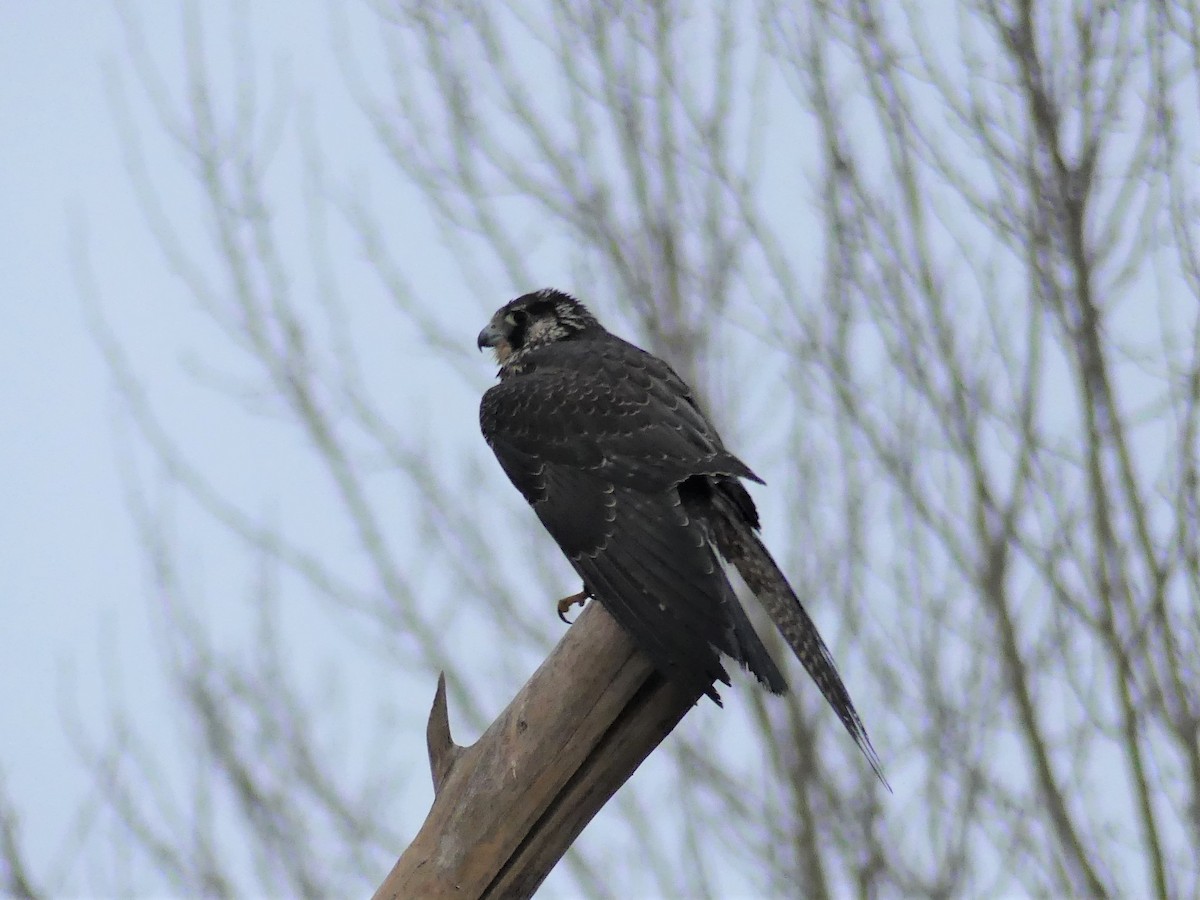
477;288;601;368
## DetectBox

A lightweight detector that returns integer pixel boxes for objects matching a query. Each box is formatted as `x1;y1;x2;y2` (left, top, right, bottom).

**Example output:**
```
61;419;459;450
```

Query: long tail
712;495;889;787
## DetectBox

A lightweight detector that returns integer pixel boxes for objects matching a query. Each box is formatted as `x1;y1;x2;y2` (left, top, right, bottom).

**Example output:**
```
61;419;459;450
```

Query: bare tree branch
29;0;1199;896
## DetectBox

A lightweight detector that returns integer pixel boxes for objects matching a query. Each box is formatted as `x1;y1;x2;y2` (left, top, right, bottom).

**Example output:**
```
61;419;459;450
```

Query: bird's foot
557;589;591;624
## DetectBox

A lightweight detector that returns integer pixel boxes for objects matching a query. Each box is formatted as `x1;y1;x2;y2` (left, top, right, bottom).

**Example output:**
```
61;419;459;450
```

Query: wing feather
481;339;783;698
481;338;761;494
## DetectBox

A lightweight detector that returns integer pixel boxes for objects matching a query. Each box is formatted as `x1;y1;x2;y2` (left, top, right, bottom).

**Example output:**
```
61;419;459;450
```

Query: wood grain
372;601;705;900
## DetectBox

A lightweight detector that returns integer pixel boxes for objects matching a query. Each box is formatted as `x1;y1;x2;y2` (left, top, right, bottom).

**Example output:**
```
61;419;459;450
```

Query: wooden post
371;601;704;899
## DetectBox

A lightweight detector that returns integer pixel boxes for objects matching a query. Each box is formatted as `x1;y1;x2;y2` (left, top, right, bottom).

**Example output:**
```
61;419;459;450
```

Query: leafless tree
20;0;1198;896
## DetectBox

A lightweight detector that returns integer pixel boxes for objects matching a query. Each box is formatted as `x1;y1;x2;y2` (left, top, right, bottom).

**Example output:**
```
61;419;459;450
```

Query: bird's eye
506;309;529;327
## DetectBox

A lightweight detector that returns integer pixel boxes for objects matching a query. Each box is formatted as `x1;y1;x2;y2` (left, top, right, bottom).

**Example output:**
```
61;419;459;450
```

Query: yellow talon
557;590;590;624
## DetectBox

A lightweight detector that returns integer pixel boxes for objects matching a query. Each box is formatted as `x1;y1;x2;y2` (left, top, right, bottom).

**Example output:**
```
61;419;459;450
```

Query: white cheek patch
527;318;563;345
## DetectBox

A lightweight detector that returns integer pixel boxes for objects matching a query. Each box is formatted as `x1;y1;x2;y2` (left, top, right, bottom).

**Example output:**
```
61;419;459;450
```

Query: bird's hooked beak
477;317;513;365
477;320;505;351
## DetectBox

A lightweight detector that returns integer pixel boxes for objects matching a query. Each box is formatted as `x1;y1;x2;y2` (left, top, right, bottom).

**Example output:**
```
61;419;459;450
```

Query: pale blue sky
2;3;582;893
1;2;427;889
2;2;152;874
3;3;1195;897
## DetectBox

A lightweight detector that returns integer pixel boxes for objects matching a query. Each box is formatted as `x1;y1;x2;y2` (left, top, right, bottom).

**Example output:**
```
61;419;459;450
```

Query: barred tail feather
713;505;889;787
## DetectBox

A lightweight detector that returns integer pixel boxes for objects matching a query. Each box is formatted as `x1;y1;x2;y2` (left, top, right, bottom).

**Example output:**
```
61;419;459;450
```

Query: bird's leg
557;588;591;624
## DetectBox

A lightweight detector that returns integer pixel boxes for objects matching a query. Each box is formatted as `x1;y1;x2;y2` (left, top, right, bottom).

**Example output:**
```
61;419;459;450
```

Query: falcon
478;288;885;783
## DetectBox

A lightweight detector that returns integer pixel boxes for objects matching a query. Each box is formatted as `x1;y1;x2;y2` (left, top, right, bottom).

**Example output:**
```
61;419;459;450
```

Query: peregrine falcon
478;288;885;783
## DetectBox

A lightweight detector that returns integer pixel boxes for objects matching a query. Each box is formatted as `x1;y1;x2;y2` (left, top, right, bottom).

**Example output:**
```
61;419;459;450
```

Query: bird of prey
478;288;885;783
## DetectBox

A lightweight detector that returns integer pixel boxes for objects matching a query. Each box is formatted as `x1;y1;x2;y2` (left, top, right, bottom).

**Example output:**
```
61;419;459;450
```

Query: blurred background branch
3;0;1197;896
